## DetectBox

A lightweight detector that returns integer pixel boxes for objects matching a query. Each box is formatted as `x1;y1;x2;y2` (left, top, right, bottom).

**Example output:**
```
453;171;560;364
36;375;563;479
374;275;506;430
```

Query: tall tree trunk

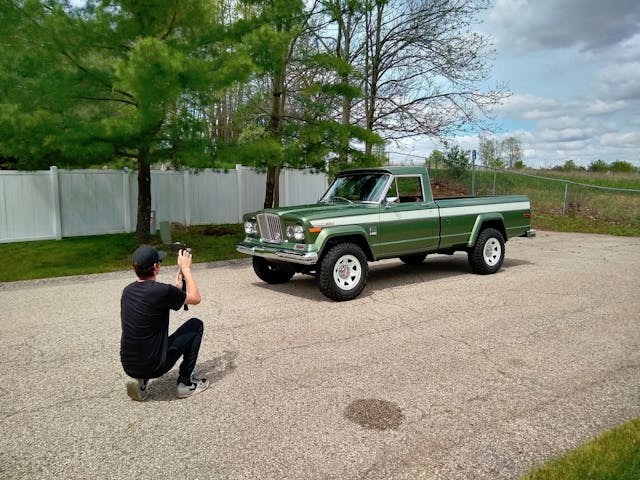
364;1;384;157
264;164;280;209
135;146;151;243
264;70;286;208
338;7;353;167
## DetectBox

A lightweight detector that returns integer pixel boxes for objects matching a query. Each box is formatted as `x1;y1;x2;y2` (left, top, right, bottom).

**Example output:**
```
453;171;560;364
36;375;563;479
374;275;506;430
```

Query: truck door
377;175;440;257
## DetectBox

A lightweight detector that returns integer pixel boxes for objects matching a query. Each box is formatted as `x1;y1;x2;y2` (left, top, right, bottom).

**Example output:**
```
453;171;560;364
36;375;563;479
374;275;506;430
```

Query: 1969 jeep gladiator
237;166;535;301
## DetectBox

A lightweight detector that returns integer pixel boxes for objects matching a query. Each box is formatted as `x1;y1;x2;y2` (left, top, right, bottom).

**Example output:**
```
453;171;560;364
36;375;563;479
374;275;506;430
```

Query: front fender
313;225;374;259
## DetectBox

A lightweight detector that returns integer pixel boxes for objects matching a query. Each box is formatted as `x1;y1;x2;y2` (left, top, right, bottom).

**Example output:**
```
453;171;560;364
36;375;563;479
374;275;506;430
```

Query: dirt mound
431;180;469;198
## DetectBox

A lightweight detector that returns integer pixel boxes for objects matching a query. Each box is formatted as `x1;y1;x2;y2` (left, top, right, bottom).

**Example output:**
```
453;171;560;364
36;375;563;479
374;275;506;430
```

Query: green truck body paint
237;166;535;301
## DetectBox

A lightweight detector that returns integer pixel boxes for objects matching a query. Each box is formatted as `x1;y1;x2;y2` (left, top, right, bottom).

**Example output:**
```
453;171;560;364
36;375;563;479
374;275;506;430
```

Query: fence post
282;168;290;206
50;166;62;240
471;151;476;196
236;164;244;223
562;183;568;215
492;168;497;195
183;170;191;227
123;169;132;232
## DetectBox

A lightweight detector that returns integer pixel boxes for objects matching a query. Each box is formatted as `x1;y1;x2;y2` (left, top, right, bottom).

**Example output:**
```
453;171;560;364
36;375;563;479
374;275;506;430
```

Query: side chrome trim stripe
309;201;530;228
440;201;530;218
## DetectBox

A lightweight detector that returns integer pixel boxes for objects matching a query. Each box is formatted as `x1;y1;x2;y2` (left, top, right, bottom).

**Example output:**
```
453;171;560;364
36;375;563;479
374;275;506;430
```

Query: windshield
319;173;390;204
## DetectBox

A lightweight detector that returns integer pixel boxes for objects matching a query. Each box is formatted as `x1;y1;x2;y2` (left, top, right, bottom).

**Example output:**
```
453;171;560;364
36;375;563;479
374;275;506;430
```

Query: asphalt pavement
0;231;638;479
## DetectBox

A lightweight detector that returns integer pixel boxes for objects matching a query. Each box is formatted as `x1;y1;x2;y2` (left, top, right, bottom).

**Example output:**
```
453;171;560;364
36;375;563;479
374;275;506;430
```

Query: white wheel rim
483;238;502;266
333;254;362;291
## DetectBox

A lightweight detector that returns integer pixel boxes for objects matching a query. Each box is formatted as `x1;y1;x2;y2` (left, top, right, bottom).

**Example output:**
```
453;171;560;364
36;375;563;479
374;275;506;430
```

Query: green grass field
435;168;640;236
0;224;246;283
521;418;640;480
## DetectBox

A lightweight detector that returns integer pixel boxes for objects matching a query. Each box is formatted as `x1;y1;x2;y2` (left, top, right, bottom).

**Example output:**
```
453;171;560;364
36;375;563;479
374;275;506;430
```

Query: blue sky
398;0;640;169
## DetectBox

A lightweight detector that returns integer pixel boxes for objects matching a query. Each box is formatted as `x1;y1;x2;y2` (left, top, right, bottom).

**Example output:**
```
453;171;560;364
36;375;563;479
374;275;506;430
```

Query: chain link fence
385;152;640;229
445;166;640;228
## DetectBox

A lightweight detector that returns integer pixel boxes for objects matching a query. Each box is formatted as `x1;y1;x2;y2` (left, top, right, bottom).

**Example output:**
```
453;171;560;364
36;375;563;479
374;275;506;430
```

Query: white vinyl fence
0;166;328;243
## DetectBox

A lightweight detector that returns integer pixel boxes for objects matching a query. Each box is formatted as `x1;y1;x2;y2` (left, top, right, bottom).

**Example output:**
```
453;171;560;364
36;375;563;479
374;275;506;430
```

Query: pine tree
0;0;254;241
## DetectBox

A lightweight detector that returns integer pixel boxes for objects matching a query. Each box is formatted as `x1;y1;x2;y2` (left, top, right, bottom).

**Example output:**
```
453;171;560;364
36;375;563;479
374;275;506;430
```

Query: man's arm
177;250;201;305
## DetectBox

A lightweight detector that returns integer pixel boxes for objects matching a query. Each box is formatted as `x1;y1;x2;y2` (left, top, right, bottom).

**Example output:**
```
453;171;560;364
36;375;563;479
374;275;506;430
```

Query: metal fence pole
471;152;476;196
563;183;568;215
492;168;497;195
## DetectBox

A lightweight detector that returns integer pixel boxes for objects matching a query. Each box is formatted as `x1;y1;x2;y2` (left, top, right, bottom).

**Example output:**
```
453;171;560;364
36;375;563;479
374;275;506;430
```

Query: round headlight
286;224;305;241
244;220;257;235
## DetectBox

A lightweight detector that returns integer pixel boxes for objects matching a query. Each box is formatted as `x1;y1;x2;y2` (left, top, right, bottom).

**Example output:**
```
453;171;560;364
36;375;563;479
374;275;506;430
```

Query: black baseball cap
132;245;167;268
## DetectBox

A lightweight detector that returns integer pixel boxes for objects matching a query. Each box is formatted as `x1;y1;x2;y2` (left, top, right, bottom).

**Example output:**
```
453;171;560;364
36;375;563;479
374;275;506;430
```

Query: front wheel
252;257;295;284
468;228;505;274
318;243;369;301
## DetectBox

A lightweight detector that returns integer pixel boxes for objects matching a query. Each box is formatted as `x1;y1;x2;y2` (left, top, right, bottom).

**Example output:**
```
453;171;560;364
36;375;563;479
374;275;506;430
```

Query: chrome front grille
256;213;283;243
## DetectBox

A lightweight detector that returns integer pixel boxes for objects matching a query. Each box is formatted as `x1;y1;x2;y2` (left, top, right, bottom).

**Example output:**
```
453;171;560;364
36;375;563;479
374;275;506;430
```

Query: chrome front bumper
236;243;319;265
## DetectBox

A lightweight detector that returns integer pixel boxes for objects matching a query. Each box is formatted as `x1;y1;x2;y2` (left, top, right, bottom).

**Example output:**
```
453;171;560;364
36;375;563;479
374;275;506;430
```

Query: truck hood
255;203;380;222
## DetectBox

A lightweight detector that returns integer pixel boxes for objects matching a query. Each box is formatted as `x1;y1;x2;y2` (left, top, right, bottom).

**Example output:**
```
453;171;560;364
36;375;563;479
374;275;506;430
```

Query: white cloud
487;0;640;54
393;2;640;169
593;61;640;101
538;128;592;143
498;94;560;120
600;131;640;149
584;99;627;116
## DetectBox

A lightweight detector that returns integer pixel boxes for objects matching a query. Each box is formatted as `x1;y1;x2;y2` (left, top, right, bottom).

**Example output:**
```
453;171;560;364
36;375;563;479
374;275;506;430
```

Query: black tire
399;254;427;265
468;228;505;275
318;243;369;301
252;257;295;284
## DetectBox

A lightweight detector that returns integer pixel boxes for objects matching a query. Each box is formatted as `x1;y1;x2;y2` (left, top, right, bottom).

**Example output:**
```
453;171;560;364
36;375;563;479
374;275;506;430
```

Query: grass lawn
521;418;640;480
0;224;246;283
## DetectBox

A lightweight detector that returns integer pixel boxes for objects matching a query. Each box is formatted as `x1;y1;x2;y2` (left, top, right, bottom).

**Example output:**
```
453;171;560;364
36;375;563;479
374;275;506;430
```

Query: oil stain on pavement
344;398;404;430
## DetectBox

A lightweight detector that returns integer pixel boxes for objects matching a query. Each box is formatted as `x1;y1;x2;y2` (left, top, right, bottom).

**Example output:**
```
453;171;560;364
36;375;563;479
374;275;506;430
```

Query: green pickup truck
237;166;535;301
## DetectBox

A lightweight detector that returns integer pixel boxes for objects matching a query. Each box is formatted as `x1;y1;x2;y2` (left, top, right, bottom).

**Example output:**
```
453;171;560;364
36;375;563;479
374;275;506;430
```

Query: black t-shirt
120;280;186;378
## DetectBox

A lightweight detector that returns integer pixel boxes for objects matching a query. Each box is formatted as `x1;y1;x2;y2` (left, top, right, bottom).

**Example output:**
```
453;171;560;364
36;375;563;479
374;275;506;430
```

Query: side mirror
384;196;399;207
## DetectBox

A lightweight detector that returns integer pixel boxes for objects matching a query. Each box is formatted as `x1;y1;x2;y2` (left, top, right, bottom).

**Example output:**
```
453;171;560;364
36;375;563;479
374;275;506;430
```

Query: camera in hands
171;242;192;310
171;242;192;255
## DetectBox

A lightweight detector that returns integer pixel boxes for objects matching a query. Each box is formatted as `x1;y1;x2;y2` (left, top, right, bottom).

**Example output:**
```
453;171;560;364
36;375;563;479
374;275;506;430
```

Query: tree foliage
478;135;523;169
1;0;514;230
551;160;583;172
501;136;523;168
443;145;469;179
609;160;637;173
317;0;507;155
478;136;502;168
0;0;255;240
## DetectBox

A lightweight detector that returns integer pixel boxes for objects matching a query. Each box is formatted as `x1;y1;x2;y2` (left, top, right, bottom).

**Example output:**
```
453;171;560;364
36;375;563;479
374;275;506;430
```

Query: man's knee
185;317;203;333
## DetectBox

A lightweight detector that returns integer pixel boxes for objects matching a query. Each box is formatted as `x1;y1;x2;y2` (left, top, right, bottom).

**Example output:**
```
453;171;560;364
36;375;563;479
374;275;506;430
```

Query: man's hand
176;249;201;306
177;249;193;271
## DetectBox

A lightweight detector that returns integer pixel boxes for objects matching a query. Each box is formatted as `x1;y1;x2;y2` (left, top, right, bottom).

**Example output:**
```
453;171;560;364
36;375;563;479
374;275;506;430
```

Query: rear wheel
318;243;369;301
468;228;505;274
252;257;295;284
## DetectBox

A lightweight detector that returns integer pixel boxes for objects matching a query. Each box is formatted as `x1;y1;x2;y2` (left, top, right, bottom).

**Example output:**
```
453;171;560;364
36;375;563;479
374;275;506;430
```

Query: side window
386;179;398;199
397;176;423;203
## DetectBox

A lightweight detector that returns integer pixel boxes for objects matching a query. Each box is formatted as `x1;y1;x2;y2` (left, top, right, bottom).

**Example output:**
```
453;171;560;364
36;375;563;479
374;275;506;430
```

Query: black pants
155;317;204;380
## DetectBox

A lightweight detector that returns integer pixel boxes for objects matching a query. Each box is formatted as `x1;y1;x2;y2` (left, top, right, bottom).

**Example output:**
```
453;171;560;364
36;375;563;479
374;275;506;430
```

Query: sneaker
126;378;149;401
176;376;210;399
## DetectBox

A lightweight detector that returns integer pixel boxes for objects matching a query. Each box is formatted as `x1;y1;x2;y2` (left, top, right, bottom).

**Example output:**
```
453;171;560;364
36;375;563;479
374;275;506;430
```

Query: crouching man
120;245;209;401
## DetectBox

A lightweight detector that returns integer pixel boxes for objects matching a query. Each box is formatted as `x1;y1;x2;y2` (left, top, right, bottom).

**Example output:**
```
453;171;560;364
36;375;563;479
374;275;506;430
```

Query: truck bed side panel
436;195;531;248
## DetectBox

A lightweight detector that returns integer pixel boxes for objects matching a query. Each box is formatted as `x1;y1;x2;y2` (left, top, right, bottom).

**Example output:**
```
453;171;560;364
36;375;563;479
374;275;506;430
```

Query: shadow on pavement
250;253;531;301
143;350;239;402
